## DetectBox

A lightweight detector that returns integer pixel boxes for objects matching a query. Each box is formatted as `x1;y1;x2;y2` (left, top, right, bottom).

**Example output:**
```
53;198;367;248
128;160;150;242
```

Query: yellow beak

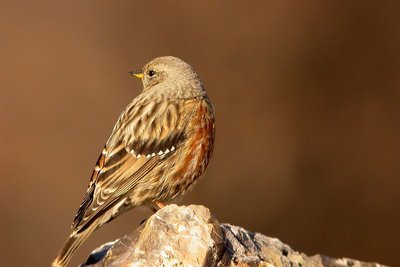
129;70;144;79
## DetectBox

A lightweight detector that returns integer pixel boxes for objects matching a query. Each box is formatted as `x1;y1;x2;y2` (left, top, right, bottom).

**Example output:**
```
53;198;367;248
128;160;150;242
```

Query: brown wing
72;98;198;232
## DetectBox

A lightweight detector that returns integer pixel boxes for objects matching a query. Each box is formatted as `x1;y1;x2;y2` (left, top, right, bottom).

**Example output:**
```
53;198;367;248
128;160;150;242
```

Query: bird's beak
129;70;144;79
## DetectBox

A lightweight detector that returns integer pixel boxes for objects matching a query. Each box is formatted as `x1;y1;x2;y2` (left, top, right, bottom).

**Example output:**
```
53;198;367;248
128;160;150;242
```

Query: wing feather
72;98;199;231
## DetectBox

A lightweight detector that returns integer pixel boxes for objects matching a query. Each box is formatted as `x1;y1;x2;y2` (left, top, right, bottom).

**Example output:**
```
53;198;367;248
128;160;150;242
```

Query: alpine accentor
52;56;215;266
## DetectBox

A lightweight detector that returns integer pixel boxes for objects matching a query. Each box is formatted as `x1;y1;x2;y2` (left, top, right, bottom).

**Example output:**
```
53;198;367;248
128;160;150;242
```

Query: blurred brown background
1;1;399;266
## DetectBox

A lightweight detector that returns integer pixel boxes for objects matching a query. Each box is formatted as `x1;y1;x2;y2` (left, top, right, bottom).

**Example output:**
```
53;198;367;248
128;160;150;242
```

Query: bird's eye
148;70;156;77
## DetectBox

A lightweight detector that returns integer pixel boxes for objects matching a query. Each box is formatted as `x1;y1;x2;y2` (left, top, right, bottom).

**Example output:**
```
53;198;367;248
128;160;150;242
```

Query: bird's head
129;56;205;99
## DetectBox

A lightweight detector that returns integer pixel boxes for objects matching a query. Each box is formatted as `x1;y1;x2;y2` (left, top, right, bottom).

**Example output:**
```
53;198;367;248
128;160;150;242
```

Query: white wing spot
94;166;101;172
102;149;108;155
132;146;176;159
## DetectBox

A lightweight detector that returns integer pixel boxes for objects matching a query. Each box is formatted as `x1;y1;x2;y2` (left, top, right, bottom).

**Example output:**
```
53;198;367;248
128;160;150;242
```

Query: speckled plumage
52;56;215;267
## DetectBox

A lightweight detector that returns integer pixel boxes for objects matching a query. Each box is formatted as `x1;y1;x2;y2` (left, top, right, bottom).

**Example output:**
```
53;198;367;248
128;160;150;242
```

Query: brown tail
52;226;96;267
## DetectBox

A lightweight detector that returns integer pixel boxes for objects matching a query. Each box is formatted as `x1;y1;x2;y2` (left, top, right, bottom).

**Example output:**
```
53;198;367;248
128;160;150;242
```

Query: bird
52;56;215;266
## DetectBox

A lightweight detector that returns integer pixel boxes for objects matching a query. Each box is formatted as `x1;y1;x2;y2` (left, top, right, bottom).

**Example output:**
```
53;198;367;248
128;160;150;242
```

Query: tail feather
52;226;96;267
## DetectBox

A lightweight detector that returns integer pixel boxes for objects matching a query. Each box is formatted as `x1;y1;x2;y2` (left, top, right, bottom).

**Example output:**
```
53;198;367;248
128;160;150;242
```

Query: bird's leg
150;201;166;213
155;201;166;209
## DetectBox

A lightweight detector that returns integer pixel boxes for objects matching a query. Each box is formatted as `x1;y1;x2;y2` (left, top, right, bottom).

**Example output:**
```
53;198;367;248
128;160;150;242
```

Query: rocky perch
81;205;386;267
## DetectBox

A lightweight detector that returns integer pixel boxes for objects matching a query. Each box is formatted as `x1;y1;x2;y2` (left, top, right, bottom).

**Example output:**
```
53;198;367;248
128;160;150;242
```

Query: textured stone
82;205;387;267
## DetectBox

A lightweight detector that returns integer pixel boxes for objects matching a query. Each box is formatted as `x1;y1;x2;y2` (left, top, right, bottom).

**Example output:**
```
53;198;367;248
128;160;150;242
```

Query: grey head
130;56;206;99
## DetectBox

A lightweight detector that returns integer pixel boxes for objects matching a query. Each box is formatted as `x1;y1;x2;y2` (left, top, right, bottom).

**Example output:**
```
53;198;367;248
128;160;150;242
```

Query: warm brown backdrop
1;1;399;266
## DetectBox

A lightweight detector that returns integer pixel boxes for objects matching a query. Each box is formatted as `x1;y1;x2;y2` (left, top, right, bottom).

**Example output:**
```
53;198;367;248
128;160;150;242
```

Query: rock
81;205;386;267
